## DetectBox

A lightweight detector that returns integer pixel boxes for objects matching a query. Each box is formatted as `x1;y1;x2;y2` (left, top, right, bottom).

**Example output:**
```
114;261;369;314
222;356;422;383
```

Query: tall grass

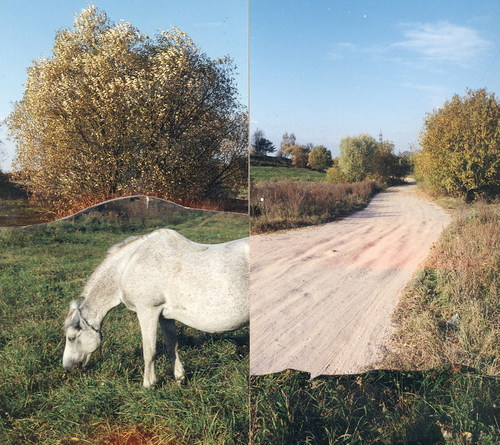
0;208;249;444
251;180;383;233
251;369;498;444
382;200;499;375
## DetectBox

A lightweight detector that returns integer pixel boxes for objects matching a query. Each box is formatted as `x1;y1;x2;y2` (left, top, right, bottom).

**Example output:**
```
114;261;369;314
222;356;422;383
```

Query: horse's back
120;229;249;332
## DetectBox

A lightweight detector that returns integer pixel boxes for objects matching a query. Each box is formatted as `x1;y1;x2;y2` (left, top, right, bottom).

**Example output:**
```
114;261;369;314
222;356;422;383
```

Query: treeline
251;129;412;184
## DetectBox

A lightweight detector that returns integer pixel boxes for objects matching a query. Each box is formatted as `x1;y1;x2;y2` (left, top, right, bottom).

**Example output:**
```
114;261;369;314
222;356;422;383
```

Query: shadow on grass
250;368;499;444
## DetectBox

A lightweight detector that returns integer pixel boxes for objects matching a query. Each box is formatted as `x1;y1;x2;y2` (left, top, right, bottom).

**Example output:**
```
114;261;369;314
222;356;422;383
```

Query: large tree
5;4;247;213
338;134;379;182
416;88;500;199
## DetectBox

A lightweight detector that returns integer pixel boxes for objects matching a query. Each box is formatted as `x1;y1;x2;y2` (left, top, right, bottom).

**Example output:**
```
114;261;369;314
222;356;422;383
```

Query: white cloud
393;21;491;66
327;42;356;60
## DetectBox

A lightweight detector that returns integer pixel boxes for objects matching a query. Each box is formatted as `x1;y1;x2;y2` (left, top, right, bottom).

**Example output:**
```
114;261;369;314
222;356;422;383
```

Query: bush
416;89;500;200
326;166;348;183
251;180;383;233
307;145;333;171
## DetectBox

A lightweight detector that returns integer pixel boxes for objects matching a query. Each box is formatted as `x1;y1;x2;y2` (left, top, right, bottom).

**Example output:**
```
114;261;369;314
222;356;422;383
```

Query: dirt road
250;180;450;377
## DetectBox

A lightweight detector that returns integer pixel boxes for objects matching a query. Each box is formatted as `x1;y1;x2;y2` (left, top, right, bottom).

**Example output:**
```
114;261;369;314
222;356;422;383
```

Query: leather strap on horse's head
77;306;102;339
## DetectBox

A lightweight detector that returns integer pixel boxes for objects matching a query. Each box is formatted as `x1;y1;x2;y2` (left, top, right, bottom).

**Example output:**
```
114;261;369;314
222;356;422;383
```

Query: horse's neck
80;243;133;329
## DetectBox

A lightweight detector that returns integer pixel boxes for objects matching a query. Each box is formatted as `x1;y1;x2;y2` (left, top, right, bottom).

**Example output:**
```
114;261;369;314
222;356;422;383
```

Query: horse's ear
64;301;81;329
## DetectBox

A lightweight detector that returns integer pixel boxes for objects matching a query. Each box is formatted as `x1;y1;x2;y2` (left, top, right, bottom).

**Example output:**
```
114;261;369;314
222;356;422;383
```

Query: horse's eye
68;336;76;342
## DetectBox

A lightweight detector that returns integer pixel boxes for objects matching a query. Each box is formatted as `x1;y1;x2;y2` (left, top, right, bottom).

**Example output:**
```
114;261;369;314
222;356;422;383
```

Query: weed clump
251;180;384;233
384;200;499;375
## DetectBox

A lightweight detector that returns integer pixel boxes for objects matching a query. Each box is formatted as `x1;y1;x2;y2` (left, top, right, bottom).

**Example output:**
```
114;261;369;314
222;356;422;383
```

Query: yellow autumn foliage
5;4;247;214
416;89;499;200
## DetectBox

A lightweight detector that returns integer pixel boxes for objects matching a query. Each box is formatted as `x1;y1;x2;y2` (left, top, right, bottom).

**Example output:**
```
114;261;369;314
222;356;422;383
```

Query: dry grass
89;425;181;445
251;180;383;233
383;200;499;375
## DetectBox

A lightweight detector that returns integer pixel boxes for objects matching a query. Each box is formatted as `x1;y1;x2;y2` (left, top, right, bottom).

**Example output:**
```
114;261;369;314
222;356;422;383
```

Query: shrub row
250;180;384;233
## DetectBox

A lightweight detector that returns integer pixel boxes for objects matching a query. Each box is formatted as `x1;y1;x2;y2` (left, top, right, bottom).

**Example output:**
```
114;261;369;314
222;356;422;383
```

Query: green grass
251;369;499;444
0;207;249;444
251;166;327;183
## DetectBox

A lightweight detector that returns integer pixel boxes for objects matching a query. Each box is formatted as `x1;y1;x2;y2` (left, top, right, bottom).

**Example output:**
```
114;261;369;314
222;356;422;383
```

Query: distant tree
288;144;310;168
278;132;296;158
399;151;415;175
416;88;500;199
0;137;4;173
5;5;246;213
338;134;379;182
372;141;410;181
251;128;276;155
308;145;333;170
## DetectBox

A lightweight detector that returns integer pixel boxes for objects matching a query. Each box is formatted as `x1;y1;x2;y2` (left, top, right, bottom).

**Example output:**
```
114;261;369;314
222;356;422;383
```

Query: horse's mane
107;229;189;256
107;234;145;255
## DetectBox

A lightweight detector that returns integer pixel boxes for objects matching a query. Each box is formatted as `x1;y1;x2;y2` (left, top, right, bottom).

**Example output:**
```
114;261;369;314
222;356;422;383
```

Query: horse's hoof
175;376;186;386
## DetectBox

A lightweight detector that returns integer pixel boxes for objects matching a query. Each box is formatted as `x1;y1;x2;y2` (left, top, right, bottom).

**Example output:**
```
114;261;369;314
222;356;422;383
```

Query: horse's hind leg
159;317;185;385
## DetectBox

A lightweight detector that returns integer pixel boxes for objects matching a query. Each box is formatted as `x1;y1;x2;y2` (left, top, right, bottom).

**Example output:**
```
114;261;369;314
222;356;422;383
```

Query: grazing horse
63;229;249;388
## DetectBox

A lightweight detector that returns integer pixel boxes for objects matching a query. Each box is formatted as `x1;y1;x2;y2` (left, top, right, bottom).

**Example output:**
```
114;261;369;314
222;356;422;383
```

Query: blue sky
2;1;500;170
250;0;500;156
0;0;247;171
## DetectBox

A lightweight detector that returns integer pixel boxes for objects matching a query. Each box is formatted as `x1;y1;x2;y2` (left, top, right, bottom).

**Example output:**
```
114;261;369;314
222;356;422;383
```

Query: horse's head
62;301;102;371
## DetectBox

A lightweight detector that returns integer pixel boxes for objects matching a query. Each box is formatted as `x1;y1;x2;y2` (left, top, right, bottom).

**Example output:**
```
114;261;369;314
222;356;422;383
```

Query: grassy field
250;199;499;444
0;205;249;445
0;175;52;226
251;166;327;183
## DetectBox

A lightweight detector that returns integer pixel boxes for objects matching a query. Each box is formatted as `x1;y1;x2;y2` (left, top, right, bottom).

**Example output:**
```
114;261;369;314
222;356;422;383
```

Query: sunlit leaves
307;145;333;171
5;4;246;215
338;134;379;182
416;89;500;199
336;135;408;183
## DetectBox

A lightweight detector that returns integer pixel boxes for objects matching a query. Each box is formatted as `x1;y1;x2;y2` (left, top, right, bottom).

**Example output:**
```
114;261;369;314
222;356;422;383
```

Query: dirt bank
250;180;450;377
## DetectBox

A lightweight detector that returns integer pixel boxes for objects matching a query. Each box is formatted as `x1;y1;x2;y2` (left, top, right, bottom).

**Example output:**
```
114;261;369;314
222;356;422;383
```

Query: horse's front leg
159;317;185;385
137;308;161;388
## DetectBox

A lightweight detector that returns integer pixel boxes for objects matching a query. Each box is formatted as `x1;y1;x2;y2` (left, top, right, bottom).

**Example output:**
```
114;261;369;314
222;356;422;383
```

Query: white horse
63;228;249;388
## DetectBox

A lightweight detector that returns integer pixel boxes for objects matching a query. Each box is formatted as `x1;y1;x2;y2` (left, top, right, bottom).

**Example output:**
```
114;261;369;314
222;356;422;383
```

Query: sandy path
250;180;450;377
